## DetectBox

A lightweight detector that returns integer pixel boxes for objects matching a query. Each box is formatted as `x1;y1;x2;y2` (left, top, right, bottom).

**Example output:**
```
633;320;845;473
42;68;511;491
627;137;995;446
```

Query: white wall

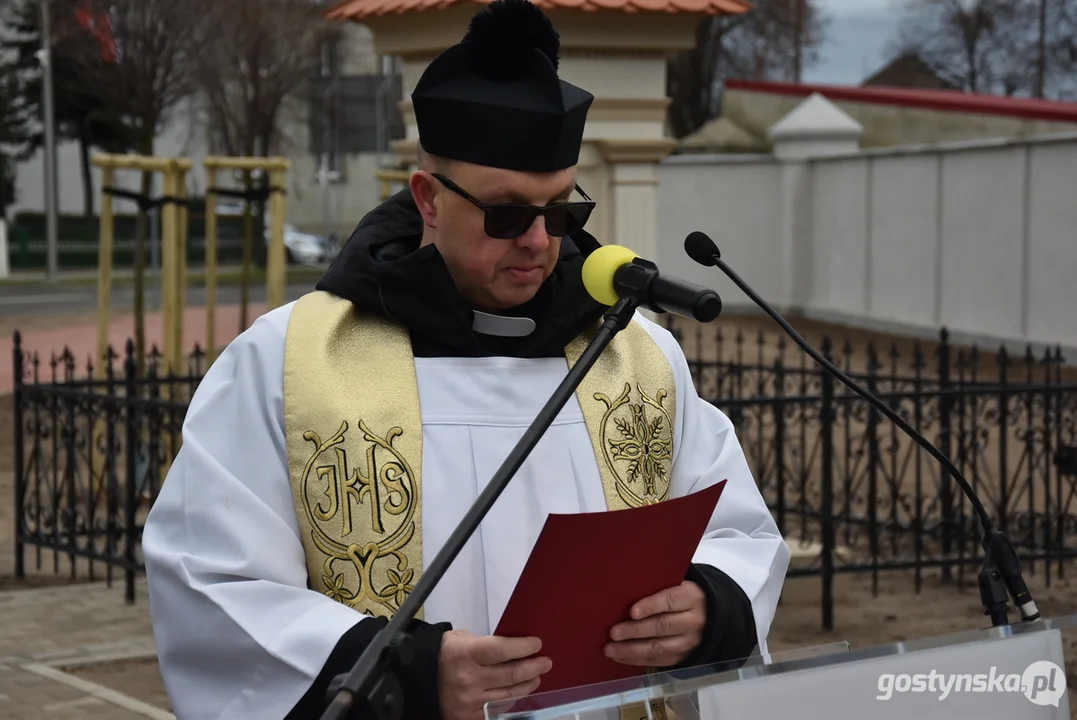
9;99;210;219
657;132;1077;355
658;155;784;307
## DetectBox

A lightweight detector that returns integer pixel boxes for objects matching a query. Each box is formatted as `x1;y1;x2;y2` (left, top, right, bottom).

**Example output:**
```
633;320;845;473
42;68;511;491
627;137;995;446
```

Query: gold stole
283;290;678;719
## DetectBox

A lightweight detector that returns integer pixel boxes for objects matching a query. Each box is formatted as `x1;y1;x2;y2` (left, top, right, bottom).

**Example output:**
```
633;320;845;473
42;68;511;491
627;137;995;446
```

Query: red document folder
493;479;727;696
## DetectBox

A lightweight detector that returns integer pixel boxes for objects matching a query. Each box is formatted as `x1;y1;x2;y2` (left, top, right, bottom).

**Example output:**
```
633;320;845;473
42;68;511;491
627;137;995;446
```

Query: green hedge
11;208;254;242
6;209;265;270
5;230;259;270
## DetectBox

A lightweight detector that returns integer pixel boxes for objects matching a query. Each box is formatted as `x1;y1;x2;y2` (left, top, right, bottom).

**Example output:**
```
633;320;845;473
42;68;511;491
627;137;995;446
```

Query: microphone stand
320;295;642;720
688;241;1040;629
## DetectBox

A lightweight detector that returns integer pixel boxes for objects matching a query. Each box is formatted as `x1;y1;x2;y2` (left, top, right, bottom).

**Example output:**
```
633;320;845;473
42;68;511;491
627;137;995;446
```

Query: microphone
582;244;723;323
683;230;1040;628
321;294;645;720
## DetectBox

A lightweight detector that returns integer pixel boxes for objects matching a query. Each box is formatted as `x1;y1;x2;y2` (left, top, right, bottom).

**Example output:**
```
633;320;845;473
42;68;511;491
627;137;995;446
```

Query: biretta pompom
410;0;593;172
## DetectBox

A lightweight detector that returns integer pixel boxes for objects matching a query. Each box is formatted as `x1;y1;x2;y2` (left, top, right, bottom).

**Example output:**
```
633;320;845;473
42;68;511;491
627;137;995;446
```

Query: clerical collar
472;310;536;337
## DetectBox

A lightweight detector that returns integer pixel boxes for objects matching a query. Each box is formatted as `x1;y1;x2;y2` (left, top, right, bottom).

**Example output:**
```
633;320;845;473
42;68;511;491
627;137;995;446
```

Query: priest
141;1;791;718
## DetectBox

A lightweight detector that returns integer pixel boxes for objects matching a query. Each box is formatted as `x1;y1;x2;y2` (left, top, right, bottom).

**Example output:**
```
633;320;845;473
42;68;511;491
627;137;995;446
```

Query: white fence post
768;93;863;312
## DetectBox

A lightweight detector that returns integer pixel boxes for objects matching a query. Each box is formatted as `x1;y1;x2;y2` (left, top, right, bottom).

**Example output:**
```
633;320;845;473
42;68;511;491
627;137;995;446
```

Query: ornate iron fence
10;322;1077;627
662;317;1077;629
10;333;203;603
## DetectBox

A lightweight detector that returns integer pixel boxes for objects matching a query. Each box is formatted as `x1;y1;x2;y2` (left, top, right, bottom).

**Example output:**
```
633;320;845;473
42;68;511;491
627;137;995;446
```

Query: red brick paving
0;302;270;393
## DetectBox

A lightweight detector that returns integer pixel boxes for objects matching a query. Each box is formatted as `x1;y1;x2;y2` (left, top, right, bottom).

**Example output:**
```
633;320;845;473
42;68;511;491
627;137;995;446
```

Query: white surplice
141;302;792;720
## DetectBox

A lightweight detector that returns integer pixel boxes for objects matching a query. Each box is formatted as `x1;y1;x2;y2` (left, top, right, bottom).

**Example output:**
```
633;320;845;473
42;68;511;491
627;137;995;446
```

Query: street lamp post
38;0;59;280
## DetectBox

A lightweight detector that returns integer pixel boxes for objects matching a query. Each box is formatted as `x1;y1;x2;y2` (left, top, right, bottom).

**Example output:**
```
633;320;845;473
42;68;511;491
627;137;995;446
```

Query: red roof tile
726;79;1077;125
325;0;750;19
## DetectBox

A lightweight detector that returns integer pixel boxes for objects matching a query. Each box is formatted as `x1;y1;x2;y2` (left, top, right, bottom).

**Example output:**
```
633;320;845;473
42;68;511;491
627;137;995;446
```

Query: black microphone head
685;231;720;267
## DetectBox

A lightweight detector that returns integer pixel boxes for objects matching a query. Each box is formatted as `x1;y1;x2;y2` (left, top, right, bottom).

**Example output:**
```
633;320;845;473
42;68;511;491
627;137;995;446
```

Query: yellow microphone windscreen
581;245;639;306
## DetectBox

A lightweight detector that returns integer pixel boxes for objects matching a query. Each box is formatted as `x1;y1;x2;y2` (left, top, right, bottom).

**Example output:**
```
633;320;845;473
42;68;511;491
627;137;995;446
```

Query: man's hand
603;580;707;667
438;629;552;720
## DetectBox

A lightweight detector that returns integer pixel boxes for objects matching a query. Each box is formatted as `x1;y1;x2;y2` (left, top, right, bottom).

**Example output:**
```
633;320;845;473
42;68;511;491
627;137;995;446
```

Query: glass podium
485;614;1077;719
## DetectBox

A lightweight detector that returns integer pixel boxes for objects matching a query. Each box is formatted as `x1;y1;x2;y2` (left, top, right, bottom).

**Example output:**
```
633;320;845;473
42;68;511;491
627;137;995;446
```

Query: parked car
213;199;335;266
275;223;336;266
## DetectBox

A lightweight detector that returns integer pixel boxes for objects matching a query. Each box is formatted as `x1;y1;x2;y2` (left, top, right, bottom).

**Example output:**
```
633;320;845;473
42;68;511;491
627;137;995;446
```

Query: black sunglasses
432;172;595;240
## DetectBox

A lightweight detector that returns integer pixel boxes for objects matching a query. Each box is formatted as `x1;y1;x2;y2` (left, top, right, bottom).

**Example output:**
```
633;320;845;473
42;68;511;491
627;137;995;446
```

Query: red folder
493;479;727;696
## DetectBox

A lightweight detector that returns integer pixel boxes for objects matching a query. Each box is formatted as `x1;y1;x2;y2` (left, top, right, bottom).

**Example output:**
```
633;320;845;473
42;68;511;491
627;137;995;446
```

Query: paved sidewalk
0;581;169;719
1;300;270;393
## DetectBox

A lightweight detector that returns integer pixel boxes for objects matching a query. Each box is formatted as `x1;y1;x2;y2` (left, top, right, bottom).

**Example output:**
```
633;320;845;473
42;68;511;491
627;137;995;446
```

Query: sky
802;0;903;86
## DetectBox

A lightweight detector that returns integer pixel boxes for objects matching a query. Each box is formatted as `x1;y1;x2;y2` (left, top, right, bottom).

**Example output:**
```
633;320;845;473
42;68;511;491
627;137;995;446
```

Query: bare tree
1;0;140;216
60;0;205;155
1024;0;1077;98
191;0;329;321
891;0;1016;94
0;31;35;215
667;0;829;138
1050;1;1077;98
61;0;208;371
1033;0;1049;96
890;0;1077;98
194;0;330;159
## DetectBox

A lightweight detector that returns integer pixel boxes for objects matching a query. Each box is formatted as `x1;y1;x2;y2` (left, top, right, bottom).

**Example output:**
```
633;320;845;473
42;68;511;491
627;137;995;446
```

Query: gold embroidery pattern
284;291;424;622
298;419;420;618
568;317;677;514
595;382;674;508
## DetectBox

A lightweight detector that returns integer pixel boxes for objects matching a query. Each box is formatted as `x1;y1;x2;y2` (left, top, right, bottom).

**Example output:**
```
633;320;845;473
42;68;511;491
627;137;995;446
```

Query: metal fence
10;321;1077;628
11;333;203;603
662;317;1077;629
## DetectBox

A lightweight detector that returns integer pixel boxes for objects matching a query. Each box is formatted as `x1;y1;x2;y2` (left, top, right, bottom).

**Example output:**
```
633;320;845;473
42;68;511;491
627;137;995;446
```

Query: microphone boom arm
696;246;1039;628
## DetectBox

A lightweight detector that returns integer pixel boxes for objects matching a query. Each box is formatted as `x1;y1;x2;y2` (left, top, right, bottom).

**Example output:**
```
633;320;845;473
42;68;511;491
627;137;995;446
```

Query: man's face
415;161;579;311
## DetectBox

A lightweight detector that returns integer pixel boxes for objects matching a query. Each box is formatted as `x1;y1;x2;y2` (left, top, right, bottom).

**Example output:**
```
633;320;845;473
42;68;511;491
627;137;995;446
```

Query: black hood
315;189;606;358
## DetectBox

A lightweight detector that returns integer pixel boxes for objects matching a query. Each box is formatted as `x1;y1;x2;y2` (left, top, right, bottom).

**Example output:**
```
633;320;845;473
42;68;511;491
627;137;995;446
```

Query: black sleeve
285;615;452;720
670;563;758;671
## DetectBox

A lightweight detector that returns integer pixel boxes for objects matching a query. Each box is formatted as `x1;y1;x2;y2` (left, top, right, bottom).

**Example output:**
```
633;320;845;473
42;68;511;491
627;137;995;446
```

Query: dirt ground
772;566;1077;653
774;568;1077;719
64;657;173;713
